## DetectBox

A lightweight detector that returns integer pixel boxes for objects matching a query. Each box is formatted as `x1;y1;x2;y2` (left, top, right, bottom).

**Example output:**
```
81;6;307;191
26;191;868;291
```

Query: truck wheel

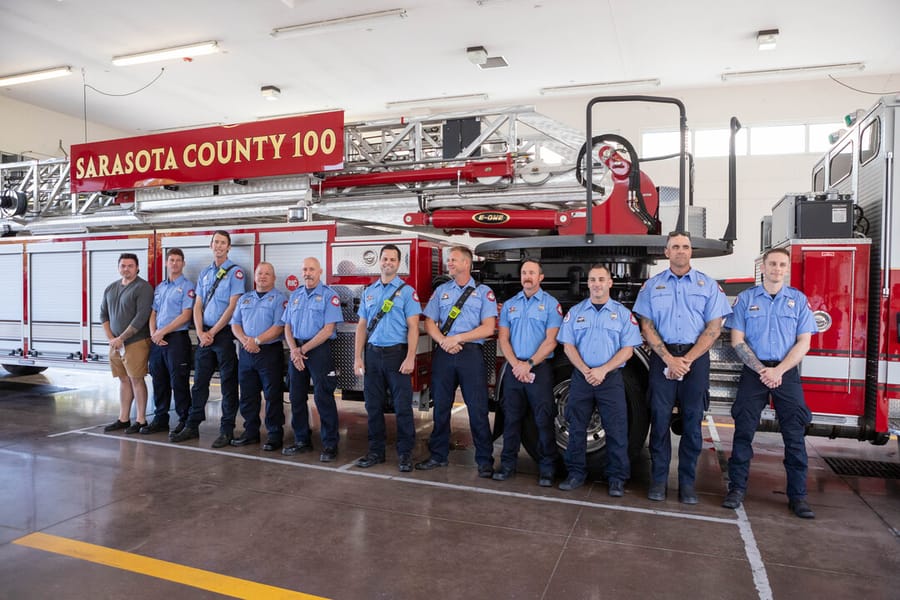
520;354;649;479
1;364;49;376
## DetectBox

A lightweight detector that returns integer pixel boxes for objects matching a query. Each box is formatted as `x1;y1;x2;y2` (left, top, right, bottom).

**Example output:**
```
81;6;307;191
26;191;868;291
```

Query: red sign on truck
70;111;344;193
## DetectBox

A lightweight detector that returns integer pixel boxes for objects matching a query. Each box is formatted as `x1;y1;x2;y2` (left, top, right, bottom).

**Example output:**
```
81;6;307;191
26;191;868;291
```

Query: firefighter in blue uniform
172;230;247;447
557;264;643;494
353;244;422;472
230;262;286;450
143;248;195;435
633;231;731;504
723;247;818;518
493;259;563;487
281;256;343;462
416;246;498;477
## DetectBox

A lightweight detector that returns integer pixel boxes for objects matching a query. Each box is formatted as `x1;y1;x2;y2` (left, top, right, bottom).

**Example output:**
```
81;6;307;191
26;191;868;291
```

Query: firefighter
281;256;342;462
230;262;287;450
557;264;642;494
142;248;195;435
723;247;818;518
171;230;247;447
633;231;731;504
493;259;562;487
353;244;421;472
100;253;154;434
416;246;497;477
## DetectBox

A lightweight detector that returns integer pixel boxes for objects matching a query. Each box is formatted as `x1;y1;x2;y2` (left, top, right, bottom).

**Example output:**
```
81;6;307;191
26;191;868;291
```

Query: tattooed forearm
734;341;765;373
640;317;669;356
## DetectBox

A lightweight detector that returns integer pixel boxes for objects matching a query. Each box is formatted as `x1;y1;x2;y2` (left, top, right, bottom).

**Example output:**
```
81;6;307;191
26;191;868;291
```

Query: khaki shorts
110;338;151;378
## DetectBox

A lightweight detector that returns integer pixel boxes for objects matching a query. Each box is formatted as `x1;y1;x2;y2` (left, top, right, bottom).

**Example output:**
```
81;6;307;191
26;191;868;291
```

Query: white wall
0;95;127;160
528;73;900;278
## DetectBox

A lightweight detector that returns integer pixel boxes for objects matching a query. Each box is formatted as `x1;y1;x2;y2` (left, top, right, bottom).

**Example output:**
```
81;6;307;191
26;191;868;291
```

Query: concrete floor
0;366;898;600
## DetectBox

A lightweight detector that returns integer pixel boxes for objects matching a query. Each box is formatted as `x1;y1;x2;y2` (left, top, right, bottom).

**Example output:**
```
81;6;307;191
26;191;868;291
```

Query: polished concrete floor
0;365;898;600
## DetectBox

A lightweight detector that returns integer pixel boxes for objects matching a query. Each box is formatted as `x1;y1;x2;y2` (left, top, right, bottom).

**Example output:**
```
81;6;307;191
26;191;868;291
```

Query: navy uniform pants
728;365;811;499
237;343;285;440
188;329;239;435
499;361;556;476
565;368;628;483
288;339;339;449
364;343;415;456
427;344;493;467
148;330;192;426
648;352;710;487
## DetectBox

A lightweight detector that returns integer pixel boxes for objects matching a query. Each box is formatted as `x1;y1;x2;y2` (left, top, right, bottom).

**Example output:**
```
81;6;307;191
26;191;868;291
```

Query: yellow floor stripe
13;532;329;600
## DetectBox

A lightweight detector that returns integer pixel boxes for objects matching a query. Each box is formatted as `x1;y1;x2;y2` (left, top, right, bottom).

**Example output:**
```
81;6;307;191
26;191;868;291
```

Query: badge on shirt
315;295;323;302
609;312;618;320
576;316;586;323
698;279;705;286
293;298;300;305
787;299;795;308
242;298;251;305
655;285;666;290
366;295;374;302
538;304;545;311
441;293;449;300
749;305;760;311
509;306;517;313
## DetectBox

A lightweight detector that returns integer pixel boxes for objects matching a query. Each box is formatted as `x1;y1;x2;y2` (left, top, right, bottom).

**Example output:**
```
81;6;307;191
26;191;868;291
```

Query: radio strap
366;281;408;336
203;264;237;307
440;286;475;335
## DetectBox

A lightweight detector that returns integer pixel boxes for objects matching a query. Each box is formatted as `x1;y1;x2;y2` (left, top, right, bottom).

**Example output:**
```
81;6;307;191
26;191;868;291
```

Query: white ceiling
2;0;899;135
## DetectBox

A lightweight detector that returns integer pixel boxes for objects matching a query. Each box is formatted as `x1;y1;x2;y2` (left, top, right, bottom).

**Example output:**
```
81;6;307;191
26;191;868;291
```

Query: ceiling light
539;78;660;95
467;46;488;65
271;9;408;39
721;62;865;81
385;93;489;110
756;28;779;51
261;85;281;100
112;41;220;66
0;66;72;87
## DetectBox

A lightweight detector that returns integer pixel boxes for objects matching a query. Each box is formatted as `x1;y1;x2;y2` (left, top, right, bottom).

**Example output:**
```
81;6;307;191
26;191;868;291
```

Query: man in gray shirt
101;252;154;434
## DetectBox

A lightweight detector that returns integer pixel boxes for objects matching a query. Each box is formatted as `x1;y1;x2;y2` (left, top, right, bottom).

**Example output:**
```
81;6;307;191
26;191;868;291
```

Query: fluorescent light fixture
261;85;281;100
112;41;220;66
721;62;865;81
0;66;72;87
756;28;779;51
385;93;488;110
540;78;660;95
271;9;408;38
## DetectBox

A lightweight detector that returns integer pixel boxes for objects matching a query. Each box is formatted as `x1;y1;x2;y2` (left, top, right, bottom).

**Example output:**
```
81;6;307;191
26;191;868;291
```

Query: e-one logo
472;212;510;224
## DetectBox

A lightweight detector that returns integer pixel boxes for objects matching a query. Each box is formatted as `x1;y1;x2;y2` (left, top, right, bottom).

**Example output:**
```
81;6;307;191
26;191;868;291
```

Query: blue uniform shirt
726;285;817;361
558;298;643;368
358;277;421;347
196;259;246;328
423;277;498;345
633;268;732;344
282;282;343;341
499;288;563;359
152;274;195;331
230;288;286;343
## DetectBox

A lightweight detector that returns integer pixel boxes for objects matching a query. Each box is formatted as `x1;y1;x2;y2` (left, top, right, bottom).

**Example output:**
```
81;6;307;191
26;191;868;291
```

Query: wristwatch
254;336;260;345
527;358;534;367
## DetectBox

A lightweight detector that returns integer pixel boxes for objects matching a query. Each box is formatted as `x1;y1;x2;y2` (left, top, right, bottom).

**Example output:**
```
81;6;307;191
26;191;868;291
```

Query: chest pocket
687;290;708;313
650;289;674;310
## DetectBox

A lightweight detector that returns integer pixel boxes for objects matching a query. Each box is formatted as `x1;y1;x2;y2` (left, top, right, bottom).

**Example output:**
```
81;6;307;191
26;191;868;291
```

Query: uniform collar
664;267;696;282
514;287;544;302
305;282;325;296
167;274;187;286
454;277;477;290
377;276;404;290
752;284;787;299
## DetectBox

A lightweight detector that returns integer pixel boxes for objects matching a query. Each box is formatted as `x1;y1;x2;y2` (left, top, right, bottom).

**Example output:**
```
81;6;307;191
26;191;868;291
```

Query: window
812;165;825;192
693;128;747;158
749;125;805;155
859;118;880;166
641;131;685;158
808;123;844;153
829;140;853;186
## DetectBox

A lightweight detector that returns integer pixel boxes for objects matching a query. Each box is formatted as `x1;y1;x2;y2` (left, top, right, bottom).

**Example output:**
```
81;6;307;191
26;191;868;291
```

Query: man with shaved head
281;256;343;462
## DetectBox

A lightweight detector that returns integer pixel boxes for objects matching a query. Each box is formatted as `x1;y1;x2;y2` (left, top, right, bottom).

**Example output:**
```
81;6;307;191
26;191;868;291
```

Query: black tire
520;352;649;479
1;364;49;376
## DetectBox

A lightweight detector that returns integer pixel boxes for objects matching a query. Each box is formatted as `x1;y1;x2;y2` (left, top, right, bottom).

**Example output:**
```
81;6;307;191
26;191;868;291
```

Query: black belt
366;343;407;352
293;338;310;345
760;359;781;367
665;343;693;357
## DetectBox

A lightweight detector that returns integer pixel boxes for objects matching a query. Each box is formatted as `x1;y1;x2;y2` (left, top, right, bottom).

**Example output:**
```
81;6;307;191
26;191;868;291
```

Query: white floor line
67;428;736;525
47;424;104;438
706;415;773;600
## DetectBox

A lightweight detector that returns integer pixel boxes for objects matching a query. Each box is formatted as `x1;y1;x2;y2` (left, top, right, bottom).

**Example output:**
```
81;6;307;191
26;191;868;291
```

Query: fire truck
0;95;896;469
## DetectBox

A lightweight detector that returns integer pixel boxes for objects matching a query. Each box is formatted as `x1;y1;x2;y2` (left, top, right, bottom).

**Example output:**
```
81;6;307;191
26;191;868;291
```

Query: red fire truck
1;96;896;469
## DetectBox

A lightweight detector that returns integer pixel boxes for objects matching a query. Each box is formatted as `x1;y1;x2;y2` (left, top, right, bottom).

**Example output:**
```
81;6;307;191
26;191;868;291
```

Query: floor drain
823;457;900;479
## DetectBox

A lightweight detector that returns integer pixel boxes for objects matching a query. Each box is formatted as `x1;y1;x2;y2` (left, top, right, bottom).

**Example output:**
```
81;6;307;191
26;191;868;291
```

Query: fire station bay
1;5;899;599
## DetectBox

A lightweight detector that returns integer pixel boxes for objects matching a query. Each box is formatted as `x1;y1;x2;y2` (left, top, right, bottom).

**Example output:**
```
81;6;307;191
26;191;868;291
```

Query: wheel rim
552;378;607;453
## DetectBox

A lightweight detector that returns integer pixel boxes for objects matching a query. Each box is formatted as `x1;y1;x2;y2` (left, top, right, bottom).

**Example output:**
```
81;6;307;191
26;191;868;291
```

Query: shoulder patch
486;290;496;302
557;304;563;316
235;269;244;280
283;300;288;309
412;290;420;302
563;312;570;323
188;289;196;298
630;313;638;325
331;295;340;307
